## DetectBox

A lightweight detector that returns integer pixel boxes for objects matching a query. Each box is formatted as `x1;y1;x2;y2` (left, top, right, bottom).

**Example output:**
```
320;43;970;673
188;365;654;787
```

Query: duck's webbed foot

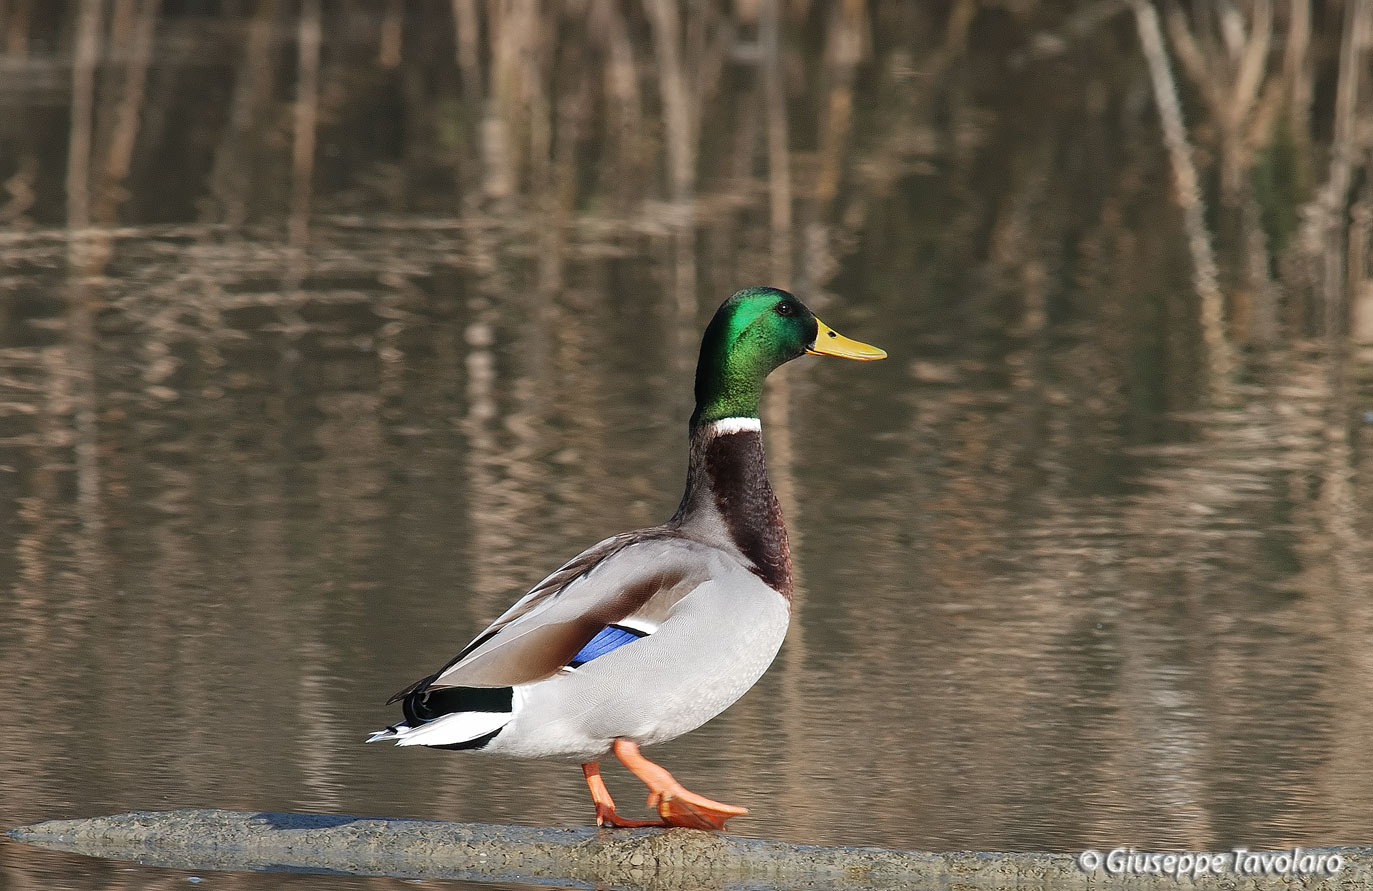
581;761;666;828
611;739;749;830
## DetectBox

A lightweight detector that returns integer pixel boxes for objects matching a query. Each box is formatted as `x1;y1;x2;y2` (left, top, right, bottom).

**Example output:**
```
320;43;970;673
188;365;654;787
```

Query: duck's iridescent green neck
690;362;767;428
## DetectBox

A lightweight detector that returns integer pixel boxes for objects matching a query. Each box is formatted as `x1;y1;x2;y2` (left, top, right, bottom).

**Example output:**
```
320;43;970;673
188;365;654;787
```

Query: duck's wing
389;531;714;698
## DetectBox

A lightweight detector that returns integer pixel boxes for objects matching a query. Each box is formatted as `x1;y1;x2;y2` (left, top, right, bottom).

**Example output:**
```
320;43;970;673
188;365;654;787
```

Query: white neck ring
706;417;762;437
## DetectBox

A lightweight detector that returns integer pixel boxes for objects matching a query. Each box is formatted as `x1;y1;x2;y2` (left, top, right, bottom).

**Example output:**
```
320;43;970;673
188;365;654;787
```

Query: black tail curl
397;684;515;751
401;684;514;724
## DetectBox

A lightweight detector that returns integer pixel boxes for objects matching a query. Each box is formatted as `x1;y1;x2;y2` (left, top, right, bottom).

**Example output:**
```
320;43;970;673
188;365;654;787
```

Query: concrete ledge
8;810;1370;889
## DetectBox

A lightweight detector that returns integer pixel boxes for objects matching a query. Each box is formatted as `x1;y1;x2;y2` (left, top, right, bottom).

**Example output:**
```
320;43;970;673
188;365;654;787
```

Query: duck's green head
691;287;885;429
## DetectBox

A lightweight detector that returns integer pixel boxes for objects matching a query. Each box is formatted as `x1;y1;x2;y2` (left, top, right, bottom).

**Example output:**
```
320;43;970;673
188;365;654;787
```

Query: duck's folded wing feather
398;532;713;694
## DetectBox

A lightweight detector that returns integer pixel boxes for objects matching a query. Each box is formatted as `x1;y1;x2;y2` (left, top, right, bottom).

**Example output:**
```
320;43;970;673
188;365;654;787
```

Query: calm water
3;4;1373;891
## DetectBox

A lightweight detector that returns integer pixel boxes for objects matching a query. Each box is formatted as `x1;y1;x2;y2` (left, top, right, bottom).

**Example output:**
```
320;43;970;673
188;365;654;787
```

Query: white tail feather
365;726;402;743
371;710;511;747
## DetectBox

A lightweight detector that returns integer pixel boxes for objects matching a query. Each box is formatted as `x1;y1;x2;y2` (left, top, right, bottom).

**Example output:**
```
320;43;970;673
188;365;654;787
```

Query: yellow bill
806;317;887;360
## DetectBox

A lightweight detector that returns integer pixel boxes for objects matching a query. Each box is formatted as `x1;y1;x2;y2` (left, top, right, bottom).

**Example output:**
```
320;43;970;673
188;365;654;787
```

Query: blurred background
2;1;1373;889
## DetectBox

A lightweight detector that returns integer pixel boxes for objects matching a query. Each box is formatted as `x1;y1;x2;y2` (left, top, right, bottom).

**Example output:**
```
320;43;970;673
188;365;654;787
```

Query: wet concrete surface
8;810;1371;889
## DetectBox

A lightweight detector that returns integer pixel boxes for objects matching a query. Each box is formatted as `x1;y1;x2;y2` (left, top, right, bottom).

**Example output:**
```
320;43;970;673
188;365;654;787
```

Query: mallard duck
368;287;885;829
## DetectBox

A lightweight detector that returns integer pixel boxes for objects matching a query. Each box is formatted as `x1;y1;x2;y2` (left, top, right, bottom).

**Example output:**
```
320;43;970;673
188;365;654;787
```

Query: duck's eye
776;301;795;317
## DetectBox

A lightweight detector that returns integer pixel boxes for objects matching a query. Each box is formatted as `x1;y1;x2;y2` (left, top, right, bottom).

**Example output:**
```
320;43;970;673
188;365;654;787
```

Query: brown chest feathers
698;430;794;598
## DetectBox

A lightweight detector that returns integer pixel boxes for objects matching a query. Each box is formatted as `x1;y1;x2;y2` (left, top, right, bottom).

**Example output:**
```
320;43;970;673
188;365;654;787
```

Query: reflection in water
3;3;1373;890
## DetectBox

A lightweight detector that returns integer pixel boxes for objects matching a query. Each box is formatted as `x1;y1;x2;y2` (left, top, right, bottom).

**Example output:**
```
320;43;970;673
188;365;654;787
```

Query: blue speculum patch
569;624;647;667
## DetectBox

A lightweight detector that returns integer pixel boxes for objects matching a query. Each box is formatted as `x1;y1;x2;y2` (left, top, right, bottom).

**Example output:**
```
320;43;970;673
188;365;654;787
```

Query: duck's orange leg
611;739;748;830
581;762;665;828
